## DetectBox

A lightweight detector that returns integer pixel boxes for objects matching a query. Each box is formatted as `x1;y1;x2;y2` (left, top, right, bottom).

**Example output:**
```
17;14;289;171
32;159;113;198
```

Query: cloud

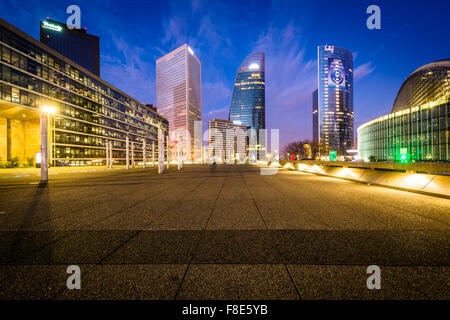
205;106;228;118
101;36;155;104
203;81;232;110
161;15;187;46
354;61;375;81
254;23;317;111
252;23;317;144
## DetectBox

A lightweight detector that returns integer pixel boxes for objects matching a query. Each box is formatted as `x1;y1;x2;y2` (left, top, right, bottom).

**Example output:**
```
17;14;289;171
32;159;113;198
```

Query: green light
400;147;408;163
329;150;337;161
42;21;63;32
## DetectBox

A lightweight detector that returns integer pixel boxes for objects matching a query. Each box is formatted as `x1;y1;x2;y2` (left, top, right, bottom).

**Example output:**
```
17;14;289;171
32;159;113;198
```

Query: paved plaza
0;164;449;299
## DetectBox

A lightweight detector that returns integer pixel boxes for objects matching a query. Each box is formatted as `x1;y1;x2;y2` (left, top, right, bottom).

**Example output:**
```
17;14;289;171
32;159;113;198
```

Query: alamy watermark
366;5;381;30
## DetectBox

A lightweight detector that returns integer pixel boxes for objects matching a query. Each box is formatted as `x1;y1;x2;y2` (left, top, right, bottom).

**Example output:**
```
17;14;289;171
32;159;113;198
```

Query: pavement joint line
174;168;225;300
12;188;126;229
7;263;450;267
80;176;188;229
294;168;450;200
275;169;450;228
239;166;303;300
4;169;180;228
1;165;448;299
47;172;207;300
256;173;333;229
4;172;200;266
336;184;450;228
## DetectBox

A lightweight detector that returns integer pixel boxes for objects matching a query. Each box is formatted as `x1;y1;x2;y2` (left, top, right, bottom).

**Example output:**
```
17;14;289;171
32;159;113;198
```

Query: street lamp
40;105;56;182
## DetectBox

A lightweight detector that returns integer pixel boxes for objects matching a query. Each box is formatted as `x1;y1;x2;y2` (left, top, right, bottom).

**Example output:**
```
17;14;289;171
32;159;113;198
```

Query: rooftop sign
42;21;63;32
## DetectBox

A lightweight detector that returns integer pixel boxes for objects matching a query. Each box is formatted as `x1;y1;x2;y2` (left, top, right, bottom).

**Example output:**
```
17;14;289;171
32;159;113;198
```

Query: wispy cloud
101;36;155;103
203;81;232;111
253;22;317;144
354;61;375;81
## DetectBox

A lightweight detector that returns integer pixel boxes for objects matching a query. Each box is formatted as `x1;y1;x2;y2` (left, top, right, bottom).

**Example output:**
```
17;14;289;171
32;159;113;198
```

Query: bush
0;156;19;168
26;157;34;167
368;155;377;162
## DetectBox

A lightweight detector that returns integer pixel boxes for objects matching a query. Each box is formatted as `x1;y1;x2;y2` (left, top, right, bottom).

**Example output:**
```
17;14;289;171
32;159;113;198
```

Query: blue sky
1;0;449;147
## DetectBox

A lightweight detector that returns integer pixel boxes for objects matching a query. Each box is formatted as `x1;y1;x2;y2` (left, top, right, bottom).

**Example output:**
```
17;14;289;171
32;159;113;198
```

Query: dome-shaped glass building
358;59;450;162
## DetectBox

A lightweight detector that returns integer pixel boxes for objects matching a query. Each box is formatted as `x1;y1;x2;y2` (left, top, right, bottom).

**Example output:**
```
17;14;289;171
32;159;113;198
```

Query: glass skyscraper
156;44;201;161
317;45;354;157
229;52;265;157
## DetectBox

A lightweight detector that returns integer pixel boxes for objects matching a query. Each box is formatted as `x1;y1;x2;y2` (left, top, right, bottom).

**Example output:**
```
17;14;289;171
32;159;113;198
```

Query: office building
0;18;168;166
208;118;247;163
40;18;100;76
317;45;354;157
358;59;449;162
156;44;201;161
229;52;265;158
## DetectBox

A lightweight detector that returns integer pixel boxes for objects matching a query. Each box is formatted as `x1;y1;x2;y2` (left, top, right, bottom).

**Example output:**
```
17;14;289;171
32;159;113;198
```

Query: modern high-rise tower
229;52;265;158
40;18;100;76
317;45;354;157
156;44;202;161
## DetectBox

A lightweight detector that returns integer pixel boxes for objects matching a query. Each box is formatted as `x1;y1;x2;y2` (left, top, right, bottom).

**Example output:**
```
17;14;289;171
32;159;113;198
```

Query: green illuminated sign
329;150;337;161
42;21;63;32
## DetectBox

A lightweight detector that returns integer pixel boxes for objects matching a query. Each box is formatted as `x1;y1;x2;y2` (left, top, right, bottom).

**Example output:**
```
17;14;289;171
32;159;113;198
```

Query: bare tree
282;139;317;160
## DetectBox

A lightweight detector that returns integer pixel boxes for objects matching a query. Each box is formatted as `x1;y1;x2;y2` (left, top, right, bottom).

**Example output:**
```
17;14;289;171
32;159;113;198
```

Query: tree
282;140;314;160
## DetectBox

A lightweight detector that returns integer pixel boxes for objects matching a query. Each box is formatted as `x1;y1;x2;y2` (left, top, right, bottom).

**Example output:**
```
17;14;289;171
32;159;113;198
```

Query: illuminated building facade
229;52;265;158
208;118;247;163
40;18;100;76
156;44;202;161
0;18;168;166
317;45;354;157
358;59;450;162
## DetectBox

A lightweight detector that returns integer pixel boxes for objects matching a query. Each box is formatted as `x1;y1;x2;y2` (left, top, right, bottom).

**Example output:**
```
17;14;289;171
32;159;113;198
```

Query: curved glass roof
391;59;450;113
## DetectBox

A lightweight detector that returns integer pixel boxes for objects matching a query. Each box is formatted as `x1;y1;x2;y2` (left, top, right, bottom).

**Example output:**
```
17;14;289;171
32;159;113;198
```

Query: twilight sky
1;0;449;148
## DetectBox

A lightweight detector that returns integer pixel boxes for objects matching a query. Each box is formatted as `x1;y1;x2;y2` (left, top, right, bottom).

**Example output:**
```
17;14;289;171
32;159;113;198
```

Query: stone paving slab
0;165;448;300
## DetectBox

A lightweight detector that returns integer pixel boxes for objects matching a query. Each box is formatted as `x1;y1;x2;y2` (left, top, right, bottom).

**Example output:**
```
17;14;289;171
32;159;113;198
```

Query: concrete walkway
0;165;448;299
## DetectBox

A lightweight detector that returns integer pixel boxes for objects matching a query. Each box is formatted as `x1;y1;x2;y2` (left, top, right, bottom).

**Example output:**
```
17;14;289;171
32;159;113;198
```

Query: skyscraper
229;52;265;158
317;45;354;157
156;44;202;161
40;18;100;76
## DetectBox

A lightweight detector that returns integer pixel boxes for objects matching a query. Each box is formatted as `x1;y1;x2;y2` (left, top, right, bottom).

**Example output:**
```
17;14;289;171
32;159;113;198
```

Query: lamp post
158;122;164;174
143;139;147;169
40;106;56;182
109;141;113;168
126;135;129;169
166;134;169;169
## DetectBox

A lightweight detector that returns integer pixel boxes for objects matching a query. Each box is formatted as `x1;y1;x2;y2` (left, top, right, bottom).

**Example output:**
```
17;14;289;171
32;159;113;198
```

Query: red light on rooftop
84;27;87;30
46;16;49;20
